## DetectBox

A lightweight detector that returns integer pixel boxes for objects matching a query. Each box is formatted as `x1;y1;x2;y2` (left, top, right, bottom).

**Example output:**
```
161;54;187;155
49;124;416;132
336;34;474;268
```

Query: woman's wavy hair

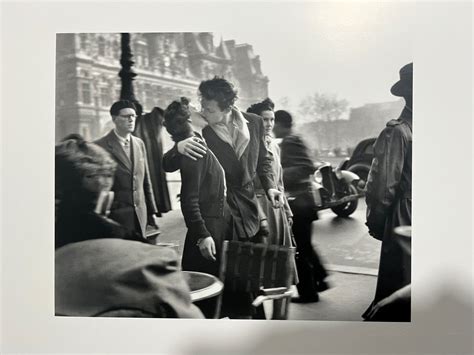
55;135;116;201
198;76;238;111
246;98;275;116
164;97;194;142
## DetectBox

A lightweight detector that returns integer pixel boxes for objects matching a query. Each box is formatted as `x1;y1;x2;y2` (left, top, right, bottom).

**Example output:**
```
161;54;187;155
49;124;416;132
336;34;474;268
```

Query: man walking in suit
95;100;159;240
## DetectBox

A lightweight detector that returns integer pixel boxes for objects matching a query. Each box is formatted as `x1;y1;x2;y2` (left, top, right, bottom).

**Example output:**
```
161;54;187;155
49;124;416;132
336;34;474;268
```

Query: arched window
81;82;92;104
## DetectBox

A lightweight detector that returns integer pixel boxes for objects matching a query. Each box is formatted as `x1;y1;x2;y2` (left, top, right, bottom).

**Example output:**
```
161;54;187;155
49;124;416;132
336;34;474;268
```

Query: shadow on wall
179;281;473;355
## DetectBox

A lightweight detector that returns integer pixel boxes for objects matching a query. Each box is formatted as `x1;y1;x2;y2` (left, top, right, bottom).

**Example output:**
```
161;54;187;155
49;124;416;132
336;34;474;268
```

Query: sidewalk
157;210;377;321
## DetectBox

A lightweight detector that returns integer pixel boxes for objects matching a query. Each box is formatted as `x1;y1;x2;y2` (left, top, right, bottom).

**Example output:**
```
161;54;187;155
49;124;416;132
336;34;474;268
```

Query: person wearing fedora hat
363;62;413;321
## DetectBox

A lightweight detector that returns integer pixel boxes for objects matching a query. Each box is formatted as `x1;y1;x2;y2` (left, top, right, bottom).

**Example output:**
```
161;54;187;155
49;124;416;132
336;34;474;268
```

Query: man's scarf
209;107;250;159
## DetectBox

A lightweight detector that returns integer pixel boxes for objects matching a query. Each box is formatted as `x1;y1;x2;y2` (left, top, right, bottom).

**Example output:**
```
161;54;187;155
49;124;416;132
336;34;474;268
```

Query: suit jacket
55;239;204;318
163;112;275;240
279;134;317;193
95;130;158;238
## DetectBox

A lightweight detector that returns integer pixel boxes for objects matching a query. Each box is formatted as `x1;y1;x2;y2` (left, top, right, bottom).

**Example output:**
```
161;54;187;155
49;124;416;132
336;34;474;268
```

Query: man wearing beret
95;100;159;241
363;63;413;321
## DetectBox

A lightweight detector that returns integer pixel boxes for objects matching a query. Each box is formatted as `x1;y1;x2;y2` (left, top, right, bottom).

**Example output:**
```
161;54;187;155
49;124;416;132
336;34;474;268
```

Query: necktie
123;139;131;160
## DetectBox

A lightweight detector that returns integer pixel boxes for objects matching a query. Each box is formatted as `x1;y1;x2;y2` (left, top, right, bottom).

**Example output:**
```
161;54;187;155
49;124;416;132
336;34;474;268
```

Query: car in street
340;137;376;193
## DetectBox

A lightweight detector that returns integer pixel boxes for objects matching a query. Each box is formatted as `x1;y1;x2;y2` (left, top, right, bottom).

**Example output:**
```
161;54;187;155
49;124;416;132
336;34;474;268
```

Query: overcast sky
214;2;414;113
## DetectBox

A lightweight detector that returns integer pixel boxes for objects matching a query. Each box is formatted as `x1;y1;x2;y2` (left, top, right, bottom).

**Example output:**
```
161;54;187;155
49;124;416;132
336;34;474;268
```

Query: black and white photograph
1;0;473;354
54;17;413;320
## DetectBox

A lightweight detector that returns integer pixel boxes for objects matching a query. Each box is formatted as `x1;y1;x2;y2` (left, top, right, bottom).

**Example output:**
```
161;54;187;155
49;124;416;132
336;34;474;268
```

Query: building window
98;37;106;56
100;87;110;107
146;87;154;109
112;40;120;59
79;34;88;50
81;83;91;104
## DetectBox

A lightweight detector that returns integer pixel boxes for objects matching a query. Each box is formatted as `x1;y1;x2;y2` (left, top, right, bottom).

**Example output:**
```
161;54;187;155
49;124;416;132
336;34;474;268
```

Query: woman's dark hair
164;97;194;142
246;98;275;116
198;76;238;111
55;137;116;205
274;110;293;128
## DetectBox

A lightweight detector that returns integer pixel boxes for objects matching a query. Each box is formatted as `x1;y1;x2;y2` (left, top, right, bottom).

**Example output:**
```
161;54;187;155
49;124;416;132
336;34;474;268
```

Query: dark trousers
292;215;328;298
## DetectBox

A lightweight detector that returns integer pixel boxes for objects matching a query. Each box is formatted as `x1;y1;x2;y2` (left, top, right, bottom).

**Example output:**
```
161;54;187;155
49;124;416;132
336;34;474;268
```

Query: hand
267;188;284;209
198;236;216;261
287;216;293;227
259;219;270;237
94;190;114;216
177;136;207;160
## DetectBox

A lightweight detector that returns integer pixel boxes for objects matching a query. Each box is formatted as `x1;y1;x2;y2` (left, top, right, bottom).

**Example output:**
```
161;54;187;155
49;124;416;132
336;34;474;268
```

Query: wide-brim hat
391;62;413;97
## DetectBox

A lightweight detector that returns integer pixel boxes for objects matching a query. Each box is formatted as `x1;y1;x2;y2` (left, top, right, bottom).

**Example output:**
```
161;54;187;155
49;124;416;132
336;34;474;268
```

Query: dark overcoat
178;135;229;276
203;112;275;240
95;130;158;238
163;112;275;241
134;109;172;215
364;107;412;315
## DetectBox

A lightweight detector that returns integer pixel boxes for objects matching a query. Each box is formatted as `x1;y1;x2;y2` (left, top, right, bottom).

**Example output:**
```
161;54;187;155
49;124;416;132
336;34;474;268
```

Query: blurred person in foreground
55;136;141;248
164;97;229;276
246;98;294;247
55;136;203;318
274;110;329;303
95;100;159;241
363;63;413;321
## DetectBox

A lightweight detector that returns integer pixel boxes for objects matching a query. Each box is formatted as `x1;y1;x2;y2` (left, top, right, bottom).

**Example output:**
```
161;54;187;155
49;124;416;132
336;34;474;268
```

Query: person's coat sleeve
180;156;211;242
365;124;407;235
163;144;181;173
141;140;158;215
280;135;316;185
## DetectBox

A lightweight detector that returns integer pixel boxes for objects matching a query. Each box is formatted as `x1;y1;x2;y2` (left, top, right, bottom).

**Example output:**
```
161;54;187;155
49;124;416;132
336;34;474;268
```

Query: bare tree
277;96;291;110
299;92;349;122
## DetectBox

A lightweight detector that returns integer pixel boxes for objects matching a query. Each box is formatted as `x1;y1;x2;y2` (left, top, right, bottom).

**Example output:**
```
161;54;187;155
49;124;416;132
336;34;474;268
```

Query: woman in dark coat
164;97;229;276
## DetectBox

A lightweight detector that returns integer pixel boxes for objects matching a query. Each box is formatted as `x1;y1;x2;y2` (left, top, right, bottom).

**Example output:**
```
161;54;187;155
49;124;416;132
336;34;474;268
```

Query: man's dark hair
246;98;275;116
198;76;238;111
274;110;293;128
164;97;193;142
110;100;137;116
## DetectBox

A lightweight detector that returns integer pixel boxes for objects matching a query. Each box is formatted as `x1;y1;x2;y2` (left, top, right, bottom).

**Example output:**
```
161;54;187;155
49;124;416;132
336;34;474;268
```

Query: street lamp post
119;33;142;116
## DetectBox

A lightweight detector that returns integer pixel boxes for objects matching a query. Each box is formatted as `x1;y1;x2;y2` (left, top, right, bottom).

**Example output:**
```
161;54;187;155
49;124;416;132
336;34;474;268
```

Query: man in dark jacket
274;110;329;303
95;100;159;240
363;63;413;321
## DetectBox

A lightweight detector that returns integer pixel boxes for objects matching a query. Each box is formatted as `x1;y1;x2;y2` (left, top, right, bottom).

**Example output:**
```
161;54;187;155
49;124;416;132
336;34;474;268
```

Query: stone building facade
56;33;269;142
